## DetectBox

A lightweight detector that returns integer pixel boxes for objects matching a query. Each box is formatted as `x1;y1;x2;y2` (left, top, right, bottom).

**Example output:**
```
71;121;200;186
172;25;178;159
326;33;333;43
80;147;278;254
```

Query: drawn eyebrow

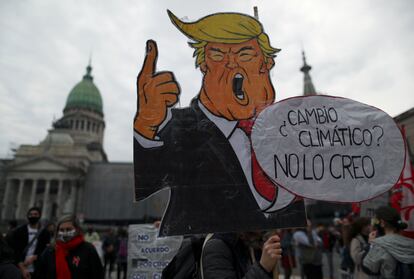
234;46;254;54
208;47;226;54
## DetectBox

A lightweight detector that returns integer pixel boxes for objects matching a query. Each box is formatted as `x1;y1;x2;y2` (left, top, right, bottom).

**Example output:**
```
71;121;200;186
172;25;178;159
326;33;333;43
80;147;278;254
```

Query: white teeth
236;92;244;100
235;73;243;79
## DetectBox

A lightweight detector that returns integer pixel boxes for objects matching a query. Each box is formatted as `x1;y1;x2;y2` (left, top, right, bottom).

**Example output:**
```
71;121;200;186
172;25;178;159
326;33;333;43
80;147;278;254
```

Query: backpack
395;261;414;279
162;236;206;279
341;236;367;273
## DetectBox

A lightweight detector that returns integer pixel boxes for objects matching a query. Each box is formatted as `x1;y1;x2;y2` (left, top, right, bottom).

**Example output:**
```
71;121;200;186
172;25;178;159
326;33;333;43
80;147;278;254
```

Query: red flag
352;202;361;215
390;126;414;238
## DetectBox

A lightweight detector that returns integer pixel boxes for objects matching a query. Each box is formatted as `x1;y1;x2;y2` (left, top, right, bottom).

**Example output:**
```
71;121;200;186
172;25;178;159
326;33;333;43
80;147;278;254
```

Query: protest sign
252;95;405;202
133;10;306;236
127;224;183;279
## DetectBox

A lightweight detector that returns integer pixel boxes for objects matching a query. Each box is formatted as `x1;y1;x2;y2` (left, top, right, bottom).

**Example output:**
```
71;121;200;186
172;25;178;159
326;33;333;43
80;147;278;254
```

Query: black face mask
28;217;40;225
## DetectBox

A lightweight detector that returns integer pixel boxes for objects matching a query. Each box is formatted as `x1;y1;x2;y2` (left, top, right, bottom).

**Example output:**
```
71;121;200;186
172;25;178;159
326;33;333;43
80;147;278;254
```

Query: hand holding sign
252;96;405;202
260;234;282;273
134;40;181;139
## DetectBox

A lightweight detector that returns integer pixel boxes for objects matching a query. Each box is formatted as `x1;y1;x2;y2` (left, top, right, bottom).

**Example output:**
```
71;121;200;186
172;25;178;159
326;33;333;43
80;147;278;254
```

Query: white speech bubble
251;95;405;202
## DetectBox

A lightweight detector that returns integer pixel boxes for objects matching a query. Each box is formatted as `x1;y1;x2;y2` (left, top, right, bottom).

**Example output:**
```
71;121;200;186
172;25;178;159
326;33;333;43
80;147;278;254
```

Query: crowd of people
195;206;414;279
0;207;129;279
164;205;414;279
275;206;414;279
1;205;414;278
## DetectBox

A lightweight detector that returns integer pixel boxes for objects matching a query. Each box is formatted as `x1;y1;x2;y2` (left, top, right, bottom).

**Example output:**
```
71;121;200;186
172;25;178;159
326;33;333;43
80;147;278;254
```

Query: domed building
0;63;166;224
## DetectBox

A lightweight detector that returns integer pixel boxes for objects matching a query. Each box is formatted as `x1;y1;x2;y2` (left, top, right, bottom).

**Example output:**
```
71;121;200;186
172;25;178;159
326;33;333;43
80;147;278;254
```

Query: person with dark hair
115;228;127;279
362;206;414;278
84;225;100;244
36;215;104;279
102;228;116;278
4;220;18;237
293;220;323;279
201;231;282;278
6;207;51;279
317;224;336;279
45;222;56;244
280;229;296;279
339;216;353;279
0;234;22;279
349;217;372;279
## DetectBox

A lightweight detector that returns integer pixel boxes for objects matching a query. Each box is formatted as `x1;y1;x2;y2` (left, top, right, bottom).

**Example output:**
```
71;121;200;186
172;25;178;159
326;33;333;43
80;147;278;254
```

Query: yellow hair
167;10;280;67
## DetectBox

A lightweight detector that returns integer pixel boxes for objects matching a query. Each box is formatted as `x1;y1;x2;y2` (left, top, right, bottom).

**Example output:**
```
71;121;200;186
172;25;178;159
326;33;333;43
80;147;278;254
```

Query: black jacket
0;261;22;279
36;241;104;279
6;224;51;264
202;233;273;279
134;99;306;236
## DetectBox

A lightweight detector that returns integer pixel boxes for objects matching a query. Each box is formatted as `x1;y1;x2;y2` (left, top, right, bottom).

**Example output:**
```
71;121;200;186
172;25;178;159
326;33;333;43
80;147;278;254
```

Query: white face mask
57;229;77;242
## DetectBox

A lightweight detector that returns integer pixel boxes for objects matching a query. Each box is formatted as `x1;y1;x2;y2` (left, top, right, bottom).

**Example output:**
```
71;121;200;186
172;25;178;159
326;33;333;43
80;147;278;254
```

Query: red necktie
238;120;277;202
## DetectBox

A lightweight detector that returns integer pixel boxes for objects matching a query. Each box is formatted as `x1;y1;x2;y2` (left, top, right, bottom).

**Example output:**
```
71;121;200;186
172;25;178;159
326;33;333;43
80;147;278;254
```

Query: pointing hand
134;40;180;139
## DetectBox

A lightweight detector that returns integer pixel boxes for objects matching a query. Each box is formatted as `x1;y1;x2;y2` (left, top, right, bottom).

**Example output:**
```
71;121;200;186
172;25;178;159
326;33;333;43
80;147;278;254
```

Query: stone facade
0;64;165;224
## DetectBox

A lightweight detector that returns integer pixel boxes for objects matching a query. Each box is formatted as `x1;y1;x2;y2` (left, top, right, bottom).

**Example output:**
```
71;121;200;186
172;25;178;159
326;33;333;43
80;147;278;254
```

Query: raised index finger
140;40;158;77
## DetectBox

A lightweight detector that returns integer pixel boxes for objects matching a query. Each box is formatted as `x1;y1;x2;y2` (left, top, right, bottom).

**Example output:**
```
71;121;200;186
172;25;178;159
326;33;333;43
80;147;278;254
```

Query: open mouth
233;73;245;100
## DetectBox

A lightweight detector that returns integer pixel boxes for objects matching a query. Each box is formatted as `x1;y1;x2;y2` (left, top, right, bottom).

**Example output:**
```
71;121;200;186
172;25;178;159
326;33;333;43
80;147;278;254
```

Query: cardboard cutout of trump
133;10;306;236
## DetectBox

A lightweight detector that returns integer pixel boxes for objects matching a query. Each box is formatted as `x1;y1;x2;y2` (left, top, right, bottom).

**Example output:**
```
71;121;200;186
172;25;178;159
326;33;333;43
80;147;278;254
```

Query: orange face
199;39;275;120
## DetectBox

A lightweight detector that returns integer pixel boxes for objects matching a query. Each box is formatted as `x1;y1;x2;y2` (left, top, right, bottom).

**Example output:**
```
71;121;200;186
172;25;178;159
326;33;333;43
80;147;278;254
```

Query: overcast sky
1;0;413;162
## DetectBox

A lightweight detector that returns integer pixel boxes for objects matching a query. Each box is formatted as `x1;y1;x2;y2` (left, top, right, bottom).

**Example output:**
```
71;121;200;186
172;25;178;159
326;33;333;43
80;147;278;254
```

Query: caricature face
200;39;275;120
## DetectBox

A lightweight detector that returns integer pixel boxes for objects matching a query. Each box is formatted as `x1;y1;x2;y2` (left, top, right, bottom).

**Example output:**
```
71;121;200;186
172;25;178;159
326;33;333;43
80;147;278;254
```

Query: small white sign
127;224;183;279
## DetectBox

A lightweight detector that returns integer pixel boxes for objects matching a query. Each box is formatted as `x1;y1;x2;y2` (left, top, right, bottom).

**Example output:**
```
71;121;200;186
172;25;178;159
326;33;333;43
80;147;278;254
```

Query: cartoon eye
210;54;224;61
239;52;254;62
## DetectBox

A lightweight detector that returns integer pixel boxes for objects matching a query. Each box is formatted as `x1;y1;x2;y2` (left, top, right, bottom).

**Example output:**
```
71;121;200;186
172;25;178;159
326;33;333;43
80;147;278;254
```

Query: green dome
64;65;103;115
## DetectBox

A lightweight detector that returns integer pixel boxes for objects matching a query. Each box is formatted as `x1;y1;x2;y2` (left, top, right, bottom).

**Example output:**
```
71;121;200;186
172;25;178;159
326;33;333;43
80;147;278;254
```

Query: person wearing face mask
6;207;51;279
349;217;373;279
362;206;414;278
36;215;104;279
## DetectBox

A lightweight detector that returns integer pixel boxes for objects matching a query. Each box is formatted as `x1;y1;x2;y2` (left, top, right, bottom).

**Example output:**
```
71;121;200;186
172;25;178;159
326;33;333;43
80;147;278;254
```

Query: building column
29;180;38;207
56;180;63;217
69;180;78;214
15;180;24;220
42;180;51;220
1;179;12;220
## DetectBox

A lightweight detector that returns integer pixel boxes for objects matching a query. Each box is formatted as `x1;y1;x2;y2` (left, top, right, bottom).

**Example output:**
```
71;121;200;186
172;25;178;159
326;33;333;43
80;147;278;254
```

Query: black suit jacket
7;224;51;264
134;99;306;236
